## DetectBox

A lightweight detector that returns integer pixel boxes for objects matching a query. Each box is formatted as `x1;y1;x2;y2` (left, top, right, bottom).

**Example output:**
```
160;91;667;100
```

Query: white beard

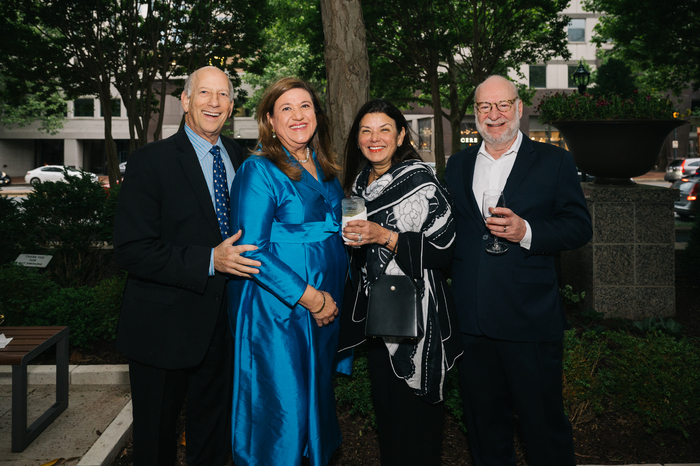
475;106;521;146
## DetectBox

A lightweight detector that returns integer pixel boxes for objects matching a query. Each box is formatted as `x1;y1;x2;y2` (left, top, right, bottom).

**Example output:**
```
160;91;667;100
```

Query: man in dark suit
445;75;592;466
113;66;260;466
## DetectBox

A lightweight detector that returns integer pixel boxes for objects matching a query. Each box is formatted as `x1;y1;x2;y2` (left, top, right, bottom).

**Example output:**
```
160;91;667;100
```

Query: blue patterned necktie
211;145;231;239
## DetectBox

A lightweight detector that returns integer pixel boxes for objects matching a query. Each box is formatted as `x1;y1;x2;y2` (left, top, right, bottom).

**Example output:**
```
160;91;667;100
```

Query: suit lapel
503;134;536;204
460;147;484;224
174;130;222;239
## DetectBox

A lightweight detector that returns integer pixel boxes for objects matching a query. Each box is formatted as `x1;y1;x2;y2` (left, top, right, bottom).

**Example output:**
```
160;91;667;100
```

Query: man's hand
486;207;527;243
213;230;261;277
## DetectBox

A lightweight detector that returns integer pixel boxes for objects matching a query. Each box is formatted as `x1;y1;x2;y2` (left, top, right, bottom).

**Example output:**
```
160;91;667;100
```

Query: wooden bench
0;326;69;452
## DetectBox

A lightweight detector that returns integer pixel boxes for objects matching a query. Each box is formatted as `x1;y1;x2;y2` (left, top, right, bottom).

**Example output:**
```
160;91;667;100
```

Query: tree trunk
320;0;370;167
98;85;119;188
428;51;446;177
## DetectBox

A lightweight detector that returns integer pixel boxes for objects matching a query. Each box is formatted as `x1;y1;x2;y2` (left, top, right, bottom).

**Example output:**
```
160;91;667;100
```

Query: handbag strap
376;236;413;278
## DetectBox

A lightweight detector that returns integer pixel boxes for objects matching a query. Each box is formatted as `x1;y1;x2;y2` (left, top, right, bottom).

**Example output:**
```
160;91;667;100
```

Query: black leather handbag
365;248;423;339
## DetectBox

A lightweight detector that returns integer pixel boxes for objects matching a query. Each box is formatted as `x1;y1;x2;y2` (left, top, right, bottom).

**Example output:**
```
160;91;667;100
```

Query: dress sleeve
230;159;308;307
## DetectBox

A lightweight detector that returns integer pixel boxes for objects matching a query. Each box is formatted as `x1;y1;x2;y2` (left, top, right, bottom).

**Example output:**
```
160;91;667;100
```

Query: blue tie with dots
211;145;231;239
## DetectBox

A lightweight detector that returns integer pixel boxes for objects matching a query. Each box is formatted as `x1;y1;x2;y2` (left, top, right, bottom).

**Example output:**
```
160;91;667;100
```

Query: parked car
24;166;99;185
672;171;700;218
0;171;10;186
665;158;700;182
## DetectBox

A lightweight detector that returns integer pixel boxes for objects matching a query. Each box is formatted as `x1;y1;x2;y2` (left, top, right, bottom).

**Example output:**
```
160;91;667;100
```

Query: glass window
529;65;546;88
568;19;585;42
568;65;580;88
100;99;121;117
74;98;95;117
418;118;432;151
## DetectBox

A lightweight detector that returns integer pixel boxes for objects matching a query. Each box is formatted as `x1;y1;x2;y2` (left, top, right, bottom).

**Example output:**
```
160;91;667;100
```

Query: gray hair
183;66;235;102
474;75;520;102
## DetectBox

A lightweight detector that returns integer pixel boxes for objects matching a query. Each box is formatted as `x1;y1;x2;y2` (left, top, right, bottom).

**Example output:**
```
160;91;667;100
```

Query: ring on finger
503;226;507;233
357;233;363;243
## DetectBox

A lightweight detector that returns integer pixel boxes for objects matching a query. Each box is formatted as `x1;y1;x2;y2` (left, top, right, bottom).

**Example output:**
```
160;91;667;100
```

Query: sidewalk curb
78;400;132;466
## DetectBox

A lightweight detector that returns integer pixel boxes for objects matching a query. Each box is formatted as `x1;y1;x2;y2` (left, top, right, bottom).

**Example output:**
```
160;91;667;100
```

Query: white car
25;165;99;185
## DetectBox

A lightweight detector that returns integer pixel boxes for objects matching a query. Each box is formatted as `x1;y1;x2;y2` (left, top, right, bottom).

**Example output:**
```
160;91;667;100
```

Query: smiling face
474;76;523;149
181;67;234;144
358;112;406;173
267;88;317;156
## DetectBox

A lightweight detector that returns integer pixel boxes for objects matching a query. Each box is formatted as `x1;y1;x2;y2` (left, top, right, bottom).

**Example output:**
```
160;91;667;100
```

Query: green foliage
0;263;59;326
21;287;100;349
583;0;700;94
334;347;377;429
591;57;637;98
19;171;114;287
0;194;23;265
560;284;586;306
89;273;127;342
679;213;700;279
0;74;67;135
604;331;700;436
633;317;684;336
562;330;610;426
537;90;677;124
443;368;465;432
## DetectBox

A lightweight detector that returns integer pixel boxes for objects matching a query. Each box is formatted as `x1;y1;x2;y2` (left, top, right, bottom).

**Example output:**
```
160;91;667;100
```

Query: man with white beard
445;75;592;466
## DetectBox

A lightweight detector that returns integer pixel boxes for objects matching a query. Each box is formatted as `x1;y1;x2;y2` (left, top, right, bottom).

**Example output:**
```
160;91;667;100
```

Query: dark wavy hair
254;77;339;181
342;99;422;196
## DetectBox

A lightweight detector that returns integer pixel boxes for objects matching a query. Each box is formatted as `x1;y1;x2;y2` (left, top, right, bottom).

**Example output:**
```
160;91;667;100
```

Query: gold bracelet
310;292;325;314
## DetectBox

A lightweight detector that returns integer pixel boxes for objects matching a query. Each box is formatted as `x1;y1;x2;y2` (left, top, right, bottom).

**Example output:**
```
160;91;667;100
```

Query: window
418;118;432;151
568;65;580;88
74;98;95;117
529;65;546;88
568;19;585;42
100;99;121;117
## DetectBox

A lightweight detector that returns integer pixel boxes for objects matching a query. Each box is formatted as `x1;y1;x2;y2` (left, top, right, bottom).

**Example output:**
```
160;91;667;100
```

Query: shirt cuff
209;248;215;276
519;220;533;250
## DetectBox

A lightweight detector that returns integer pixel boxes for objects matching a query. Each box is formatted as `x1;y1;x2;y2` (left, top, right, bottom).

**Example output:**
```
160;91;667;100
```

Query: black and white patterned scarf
352;159;455;402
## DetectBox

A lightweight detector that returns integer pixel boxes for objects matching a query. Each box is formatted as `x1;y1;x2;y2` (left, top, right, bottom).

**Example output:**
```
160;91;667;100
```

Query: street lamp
572;63;590;94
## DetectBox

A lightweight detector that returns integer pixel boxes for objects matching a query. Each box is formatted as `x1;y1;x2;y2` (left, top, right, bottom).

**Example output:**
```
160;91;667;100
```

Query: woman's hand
343;220;394;248
298;285;338;327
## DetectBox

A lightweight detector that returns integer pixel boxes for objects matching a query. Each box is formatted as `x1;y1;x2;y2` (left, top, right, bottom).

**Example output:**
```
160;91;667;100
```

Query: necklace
295;146;310;164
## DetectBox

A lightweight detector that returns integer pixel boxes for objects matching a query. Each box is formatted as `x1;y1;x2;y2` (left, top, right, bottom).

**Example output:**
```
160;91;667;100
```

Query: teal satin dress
227;152;346;466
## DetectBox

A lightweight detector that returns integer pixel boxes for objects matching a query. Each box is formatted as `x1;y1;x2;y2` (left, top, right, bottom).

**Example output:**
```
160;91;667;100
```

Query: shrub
604;331;700;436
21;286;103;349
91;273;127;342
0;194;24;265
334;347;376;429
562;330;610;427
19;172;114;287
0;262;58;325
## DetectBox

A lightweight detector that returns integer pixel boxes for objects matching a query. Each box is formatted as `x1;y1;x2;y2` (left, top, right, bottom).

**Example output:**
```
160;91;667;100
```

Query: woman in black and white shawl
339;99;463;466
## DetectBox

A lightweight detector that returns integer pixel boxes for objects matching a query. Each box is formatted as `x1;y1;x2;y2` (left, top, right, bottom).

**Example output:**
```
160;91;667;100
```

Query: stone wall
560;183;677;319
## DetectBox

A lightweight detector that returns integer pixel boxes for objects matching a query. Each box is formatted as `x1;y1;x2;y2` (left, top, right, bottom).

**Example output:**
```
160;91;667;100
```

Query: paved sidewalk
0;365;131;466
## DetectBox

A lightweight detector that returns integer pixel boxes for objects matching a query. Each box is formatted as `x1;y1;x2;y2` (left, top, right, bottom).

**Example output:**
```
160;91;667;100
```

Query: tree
0;72;67;135
365;0;571;168
320;0;370;161
583;0;700;95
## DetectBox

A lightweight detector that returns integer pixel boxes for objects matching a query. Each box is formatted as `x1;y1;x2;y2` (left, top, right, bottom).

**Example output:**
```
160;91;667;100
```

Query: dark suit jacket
445;134;592;343
113;128;245;369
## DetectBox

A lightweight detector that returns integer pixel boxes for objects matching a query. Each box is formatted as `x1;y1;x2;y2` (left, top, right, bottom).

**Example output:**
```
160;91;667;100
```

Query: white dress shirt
471;131;532;249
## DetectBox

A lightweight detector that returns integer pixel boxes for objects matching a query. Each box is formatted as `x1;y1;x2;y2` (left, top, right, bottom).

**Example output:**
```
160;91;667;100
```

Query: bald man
446;75;592;466
114;66;259;465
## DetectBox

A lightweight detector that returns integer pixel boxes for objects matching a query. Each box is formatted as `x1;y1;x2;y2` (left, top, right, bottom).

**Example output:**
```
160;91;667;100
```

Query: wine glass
482;189;508;255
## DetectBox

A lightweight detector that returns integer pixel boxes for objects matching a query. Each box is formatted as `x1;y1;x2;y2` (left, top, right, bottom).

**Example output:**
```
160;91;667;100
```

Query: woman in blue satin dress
227;77;347;466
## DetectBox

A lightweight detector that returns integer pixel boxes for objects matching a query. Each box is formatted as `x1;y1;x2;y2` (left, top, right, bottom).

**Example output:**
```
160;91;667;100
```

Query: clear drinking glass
341;196;367;245
482;189;508;255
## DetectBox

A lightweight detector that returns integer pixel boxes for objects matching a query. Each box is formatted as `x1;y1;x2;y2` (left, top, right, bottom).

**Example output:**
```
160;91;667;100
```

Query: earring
272;130;276;139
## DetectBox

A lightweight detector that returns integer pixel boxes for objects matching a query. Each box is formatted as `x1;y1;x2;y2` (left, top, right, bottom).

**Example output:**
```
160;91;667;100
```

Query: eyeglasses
474;98;518;114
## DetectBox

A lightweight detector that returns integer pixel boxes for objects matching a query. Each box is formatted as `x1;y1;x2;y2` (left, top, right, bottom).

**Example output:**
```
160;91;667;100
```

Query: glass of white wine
482;189;508;255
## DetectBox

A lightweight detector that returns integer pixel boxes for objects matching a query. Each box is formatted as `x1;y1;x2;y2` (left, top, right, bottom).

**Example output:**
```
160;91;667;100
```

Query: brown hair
254;77;339;181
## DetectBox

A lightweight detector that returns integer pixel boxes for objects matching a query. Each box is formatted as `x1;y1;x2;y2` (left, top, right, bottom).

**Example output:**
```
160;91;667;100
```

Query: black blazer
113;128;245;369
445;134;592;343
